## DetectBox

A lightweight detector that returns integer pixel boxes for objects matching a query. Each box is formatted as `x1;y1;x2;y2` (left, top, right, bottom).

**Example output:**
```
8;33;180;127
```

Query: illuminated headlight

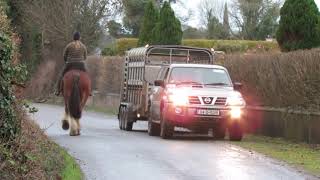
169;94;188;106
230;107;242;119
226;97;245;106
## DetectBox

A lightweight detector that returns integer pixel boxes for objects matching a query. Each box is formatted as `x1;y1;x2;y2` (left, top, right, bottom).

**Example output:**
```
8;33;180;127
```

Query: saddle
62;61;87;76
56;61;89;96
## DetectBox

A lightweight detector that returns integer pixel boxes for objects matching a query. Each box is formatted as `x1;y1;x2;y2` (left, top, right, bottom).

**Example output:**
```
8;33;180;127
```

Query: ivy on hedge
0;33;27;142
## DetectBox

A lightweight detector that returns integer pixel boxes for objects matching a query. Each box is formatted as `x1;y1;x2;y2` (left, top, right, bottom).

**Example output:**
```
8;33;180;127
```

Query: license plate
196;109;220;116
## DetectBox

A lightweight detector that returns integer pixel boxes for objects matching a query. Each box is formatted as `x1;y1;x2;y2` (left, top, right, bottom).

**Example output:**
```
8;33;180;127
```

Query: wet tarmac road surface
34;104;315;180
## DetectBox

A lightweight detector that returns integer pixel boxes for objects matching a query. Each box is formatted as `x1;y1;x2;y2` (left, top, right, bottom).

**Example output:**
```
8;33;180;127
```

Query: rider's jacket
63;40;87;63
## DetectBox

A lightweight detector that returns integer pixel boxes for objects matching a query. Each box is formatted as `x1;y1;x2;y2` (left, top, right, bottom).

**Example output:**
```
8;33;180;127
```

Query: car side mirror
154;80;165;87
233;82;243;91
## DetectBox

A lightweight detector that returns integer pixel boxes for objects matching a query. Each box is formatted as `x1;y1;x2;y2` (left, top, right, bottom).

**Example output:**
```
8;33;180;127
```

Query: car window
169;67;232;86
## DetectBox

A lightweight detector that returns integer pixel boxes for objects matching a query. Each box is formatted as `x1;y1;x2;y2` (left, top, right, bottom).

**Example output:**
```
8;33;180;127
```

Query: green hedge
113;38;279;55
224;49;320;111
115;38;138;55
0;33;26;141
0;8;28;142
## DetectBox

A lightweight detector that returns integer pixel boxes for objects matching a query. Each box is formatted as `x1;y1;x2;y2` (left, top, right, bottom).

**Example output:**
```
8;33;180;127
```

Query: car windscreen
168;67;232;86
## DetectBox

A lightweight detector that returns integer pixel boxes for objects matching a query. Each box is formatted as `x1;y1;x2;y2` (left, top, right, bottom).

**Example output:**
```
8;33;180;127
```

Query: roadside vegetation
0;115;83;179
233;135;320;176
60;148;83;180
0;2;83;179
224;49;320;111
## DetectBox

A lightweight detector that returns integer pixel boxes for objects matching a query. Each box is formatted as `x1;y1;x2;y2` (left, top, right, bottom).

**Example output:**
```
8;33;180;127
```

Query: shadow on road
130;128;225;141
131;129;148;133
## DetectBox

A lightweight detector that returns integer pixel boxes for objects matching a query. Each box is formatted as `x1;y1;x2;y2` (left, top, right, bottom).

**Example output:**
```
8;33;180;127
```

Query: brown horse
61;70;91;136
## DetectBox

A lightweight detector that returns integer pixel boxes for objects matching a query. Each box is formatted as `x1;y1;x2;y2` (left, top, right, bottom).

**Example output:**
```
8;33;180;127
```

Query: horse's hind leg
76;119;81;135
62;106;69;130
69;117;80;136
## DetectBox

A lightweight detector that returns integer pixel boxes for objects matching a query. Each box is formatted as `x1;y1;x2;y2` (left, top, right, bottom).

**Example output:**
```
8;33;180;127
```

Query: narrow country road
34;104;314;180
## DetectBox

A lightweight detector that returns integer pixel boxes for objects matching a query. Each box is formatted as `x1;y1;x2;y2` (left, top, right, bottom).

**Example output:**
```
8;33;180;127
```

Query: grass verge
60;148;83;180
232;135;320;176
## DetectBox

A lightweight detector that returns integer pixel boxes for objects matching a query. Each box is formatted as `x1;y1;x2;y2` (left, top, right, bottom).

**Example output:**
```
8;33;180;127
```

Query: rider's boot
54;79;62;96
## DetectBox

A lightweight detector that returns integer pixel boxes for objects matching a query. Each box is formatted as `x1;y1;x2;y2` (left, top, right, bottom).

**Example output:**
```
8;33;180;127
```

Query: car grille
188;96;201;104
189;96;227;106
214;97;227;106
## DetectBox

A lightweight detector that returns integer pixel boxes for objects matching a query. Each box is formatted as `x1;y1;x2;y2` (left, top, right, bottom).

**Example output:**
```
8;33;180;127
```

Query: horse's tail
68;73;81;119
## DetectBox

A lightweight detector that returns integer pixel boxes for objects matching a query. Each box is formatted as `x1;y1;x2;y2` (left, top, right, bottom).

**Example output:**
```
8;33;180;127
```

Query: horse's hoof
69;132;80;136
62;120;69;130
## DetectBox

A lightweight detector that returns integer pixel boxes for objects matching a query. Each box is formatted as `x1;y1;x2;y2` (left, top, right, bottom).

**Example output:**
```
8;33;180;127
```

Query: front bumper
162;103;246;128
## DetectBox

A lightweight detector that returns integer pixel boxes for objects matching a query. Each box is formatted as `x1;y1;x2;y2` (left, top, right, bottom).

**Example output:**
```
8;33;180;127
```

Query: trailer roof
126;45;214;64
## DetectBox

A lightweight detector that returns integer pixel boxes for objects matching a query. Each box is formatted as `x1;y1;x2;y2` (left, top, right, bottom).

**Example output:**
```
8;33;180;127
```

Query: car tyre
160;115;174;139
228;122;243;141
148;117;160;136
214;123;226;140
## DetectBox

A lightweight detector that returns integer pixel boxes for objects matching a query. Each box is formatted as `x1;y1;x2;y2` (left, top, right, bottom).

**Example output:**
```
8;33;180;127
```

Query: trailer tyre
124;108;133;131
148;117;160;136
119;107;124;130
160;116;174;139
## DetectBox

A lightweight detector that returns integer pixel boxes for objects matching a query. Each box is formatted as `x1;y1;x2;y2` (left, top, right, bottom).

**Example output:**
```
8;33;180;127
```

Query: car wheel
124;108;133;131
160;115;174;139
148;117;160;136
228;122;243;141
214;123;226;140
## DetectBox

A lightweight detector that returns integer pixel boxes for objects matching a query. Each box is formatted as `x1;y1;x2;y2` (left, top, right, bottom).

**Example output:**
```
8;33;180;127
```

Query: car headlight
166;87;190;106
230;107;242;119
169;94;188;106
226;96;246;106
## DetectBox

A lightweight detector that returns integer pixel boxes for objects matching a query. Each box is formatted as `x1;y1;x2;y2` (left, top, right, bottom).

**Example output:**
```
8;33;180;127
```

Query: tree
15;0;121;51
183;26;206;39
222;3;230;39
276;0;320;51
107;20;126;38
122;0;178;37
230;0;281;40
152;1;182;45
198;0;225;39
207;12;224;39
198;0;224;26
122;0;149;37
138;0;159;46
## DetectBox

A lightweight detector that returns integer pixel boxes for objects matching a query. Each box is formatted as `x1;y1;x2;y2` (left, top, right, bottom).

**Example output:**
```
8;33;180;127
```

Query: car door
151;67;169;121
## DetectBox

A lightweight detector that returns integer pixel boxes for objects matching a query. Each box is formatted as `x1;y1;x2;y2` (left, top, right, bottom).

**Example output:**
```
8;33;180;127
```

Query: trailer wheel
228;122;243;141
124;108;133;131
119;107;124;130
148;117;160;136
160;116;174;139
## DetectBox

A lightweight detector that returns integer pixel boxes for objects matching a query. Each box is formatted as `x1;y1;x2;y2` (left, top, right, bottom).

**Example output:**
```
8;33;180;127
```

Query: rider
55;32;87;96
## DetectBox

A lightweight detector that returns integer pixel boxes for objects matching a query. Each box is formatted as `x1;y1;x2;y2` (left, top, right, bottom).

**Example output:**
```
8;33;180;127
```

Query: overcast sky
171;0;320;27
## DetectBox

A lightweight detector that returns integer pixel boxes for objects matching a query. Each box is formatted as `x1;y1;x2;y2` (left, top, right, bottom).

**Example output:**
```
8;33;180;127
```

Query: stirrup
54;90;60;96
